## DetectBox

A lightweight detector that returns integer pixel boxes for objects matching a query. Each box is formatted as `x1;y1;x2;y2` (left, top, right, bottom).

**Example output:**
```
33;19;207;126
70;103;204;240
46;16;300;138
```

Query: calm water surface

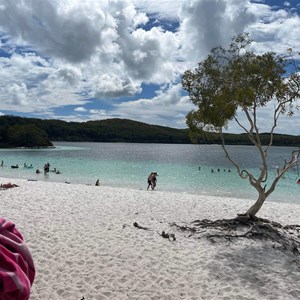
0;142;299;204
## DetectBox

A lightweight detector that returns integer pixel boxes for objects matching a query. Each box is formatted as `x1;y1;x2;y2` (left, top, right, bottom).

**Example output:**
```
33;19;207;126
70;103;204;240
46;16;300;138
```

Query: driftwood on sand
132;222;176;241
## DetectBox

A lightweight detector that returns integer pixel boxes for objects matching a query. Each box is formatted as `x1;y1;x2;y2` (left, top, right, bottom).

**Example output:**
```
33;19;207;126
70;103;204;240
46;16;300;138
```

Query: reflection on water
0;142;298;204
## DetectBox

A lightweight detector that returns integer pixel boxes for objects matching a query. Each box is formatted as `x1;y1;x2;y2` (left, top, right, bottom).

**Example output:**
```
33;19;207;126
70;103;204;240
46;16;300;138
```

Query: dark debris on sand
171;215;300;256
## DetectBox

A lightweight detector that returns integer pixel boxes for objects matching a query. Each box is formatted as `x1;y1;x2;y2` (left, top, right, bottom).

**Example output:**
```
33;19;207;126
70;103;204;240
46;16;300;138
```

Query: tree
8;124;53;147
182;33;300;217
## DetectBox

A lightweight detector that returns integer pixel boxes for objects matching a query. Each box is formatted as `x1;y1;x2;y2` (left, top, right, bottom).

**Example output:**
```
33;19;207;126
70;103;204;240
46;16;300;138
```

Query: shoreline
0;171;299;206
0;142;299;207
1;177;299;299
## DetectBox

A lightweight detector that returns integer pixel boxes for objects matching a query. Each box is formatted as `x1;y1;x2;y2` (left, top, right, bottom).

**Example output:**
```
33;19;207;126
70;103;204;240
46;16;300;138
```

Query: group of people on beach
94;172;159;190
93;172;159;190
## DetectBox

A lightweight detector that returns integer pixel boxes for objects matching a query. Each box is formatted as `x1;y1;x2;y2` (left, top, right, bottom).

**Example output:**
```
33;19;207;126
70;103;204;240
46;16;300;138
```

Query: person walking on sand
95;179;100;186
147;172;158;190
147;172;153;190
151;172;158;190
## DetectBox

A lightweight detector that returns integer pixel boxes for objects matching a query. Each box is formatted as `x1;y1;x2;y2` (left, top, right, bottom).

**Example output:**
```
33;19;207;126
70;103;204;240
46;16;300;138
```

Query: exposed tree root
171;215;300;255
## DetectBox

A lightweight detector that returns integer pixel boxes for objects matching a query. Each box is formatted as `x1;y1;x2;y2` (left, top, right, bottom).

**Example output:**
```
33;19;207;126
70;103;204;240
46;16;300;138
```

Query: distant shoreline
0;115;299;147
0;145;55;149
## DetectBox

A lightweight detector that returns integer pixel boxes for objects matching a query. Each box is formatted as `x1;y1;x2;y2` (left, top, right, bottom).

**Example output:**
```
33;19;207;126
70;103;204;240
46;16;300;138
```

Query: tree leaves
182;33;300;132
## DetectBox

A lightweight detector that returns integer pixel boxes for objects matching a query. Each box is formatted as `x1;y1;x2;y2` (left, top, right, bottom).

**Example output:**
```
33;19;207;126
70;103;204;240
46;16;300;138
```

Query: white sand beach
1;177;299;300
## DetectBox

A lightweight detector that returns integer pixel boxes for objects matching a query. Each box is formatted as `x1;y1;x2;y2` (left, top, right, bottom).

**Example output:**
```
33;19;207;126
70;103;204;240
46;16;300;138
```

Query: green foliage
188;130;300;146
182;33;300;133
0;115;298;147
7;124;52;147
0;116;190;145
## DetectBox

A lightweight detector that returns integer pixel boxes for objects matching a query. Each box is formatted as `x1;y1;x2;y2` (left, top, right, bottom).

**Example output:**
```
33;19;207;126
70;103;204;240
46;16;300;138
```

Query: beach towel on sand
0;218;35;300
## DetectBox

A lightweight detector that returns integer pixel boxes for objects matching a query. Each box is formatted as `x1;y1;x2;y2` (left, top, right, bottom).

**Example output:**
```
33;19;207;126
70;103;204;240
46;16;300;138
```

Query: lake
0;142;299;204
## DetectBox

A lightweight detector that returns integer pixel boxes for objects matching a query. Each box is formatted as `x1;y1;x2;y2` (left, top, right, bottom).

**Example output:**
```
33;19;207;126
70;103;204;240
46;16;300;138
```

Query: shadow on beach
207;243;300;299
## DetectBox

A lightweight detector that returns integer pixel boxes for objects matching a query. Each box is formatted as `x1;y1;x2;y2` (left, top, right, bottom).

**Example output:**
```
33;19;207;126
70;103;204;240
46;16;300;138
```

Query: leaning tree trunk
246;189;266;217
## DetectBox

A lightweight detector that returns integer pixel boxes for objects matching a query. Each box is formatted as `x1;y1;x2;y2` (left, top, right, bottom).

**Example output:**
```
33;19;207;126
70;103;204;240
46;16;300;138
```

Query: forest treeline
0;115;299;147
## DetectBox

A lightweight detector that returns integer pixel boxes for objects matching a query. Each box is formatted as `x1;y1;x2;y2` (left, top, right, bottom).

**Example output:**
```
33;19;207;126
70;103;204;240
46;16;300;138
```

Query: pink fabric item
0;219;35;300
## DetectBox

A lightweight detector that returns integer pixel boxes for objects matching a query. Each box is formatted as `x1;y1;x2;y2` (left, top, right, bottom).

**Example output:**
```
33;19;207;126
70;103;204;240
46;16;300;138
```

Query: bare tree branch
219;130;242;175
266;149;300;197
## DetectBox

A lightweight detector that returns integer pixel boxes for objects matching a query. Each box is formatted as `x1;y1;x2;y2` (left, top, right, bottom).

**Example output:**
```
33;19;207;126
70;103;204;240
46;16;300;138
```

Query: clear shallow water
0;142;299;204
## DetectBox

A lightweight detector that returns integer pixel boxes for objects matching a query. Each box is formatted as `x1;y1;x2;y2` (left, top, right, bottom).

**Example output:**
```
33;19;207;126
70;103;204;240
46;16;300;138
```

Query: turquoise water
0;142;299;204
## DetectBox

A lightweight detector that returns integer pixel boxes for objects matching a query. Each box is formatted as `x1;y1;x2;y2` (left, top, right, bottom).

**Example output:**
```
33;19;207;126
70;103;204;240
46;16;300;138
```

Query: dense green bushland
0;115;299;147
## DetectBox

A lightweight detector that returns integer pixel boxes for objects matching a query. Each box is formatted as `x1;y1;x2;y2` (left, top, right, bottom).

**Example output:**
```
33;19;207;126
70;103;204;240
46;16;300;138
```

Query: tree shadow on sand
170;216;300;298
205;244;300;299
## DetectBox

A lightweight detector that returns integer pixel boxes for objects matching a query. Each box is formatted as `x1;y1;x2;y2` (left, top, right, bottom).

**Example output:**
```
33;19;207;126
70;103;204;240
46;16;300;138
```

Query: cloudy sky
0;0;299;134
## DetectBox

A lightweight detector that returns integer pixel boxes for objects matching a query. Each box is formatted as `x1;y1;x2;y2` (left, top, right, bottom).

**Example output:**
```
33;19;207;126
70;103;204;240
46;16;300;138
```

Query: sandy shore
1;177;299;299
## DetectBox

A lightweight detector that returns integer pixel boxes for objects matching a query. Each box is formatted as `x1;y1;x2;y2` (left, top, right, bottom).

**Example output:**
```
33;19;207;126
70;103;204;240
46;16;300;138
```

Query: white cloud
93;75;141;98
56;67;82;85
89;109;112;118
112;84;194;127
0;0;106;63
0;0;299;134
0;52;87;112
1;82;28;106
178;0;257;65
133;0;182;19
225;100;300;135
247;3;300;54
0;0;181;115
74;107;87;112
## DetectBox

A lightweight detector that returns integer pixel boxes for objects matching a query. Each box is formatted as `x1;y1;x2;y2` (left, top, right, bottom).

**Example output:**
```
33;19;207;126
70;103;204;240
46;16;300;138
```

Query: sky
0;0;299;135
